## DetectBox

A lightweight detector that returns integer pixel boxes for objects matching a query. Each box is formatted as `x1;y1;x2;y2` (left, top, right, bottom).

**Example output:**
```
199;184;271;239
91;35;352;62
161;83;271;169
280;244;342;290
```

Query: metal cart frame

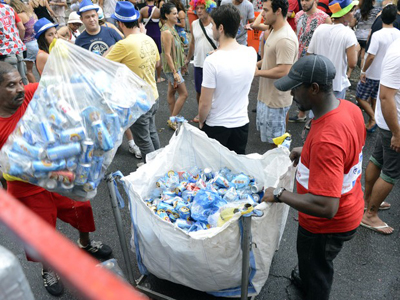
105;170;259;300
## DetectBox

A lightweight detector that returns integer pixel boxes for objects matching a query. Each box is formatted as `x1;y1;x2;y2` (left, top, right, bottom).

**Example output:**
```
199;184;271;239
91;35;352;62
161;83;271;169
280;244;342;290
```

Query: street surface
0;63;399;300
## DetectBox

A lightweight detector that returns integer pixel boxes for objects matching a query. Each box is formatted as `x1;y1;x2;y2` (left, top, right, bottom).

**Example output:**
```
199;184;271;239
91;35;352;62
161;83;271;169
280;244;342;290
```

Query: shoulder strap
199;20;217;50
143;6;155;27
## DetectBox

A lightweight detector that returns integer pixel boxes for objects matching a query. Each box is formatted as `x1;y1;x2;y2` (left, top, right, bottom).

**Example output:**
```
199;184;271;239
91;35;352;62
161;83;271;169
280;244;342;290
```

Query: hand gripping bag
122;123;295;297
0;39;155;200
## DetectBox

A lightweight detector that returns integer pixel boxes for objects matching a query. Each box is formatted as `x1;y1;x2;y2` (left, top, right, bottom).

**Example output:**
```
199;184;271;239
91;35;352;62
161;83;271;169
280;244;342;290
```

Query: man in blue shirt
75;0;121;55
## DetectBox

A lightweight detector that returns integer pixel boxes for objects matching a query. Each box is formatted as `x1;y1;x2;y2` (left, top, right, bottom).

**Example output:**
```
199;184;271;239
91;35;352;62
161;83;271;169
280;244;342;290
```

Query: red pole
0;189;148;300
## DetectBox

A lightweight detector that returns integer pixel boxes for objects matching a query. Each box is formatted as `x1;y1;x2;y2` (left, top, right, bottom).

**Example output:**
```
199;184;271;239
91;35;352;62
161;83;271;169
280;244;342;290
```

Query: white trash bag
122;123;295;297
0;39;155;201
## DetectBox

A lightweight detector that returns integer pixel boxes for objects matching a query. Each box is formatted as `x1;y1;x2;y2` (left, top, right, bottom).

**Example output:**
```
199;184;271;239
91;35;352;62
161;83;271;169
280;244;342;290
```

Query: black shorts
202;123;249;154
370;128;400;184
358;39;367;49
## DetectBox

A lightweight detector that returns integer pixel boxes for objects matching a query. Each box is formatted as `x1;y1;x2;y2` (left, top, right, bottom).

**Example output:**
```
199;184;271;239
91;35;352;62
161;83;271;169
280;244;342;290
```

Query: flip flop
192;116;199;123
157;78;165;83
360;222;394;235
364;201;391;211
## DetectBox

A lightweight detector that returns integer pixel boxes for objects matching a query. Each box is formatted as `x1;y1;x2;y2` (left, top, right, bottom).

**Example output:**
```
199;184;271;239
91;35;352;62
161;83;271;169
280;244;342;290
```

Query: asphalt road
0;62;399;300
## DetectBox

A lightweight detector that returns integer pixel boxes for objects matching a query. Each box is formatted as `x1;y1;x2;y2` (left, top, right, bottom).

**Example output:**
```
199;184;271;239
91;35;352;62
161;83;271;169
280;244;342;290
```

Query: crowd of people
1;0;400;298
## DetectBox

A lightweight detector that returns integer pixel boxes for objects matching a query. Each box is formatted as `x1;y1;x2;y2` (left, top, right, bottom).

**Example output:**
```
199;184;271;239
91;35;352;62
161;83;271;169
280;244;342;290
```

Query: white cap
67;11;83;24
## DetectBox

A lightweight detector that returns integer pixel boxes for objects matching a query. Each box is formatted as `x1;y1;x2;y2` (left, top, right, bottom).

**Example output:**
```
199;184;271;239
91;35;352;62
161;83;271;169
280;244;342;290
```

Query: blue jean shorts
256;101;290;143
164;69;184;86
24;40;39;62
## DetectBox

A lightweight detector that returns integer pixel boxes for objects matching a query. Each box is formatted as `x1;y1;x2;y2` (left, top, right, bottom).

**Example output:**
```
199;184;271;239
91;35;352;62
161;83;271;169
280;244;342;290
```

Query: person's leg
226;123;249;154
149;100;160;151
25;61;36;83
296;226;356;300
193;67;203;122
171;70;188;116
362;129;398;234
256;101;276;149
166;82;176;115
202;123;231;149
18;191;64;296
124;129;141;158
131;107;155;162
54;193;112;256
156;60;164;82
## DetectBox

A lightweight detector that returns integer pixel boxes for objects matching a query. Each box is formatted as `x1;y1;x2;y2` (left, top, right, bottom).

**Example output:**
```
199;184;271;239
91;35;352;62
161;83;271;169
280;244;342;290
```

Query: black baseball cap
274;55;336;92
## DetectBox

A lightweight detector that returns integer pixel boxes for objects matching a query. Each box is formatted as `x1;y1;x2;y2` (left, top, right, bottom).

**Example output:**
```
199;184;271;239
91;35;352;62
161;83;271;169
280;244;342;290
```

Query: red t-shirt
296;100;366;233
288;0;300;32
0;83;45;198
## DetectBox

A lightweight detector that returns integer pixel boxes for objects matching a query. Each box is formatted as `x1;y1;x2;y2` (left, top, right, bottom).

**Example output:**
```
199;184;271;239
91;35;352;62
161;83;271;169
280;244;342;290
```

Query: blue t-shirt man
75;26;122;55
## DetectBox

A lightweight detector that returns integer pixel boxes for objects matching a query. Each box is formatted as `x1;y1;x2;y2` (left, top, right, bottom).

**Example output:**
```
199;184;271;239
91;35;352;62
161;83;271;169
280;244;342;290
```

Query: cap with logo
274;55;336;92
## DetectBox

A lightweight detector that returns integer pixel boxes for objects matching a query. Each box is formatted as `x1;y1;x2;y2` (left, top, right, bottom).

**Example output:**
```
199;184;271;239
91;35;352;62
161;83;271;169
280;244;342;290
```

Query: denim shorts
256;101;290;143
164;69;184;86
24;40;39;62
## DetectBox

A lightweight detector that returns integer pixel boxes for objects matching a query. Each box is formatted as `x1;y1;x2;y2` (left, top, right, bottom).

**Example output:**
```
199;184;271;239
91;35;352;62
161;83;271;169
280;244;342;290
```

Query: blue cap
34;18;58;40
77;0;99;16
111;2;140;23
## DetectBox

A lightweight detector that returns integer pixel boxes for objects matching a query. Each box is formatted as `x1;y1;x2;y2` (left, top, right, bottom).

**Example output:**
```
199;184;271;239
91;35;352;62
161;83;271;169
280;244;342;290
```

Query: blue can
105;113;121;140
74;163;91;185
32;159;66;172
47;143;81;160
66;156;78;171
58;128;83;144
39;121;56;145
89;155;104;182
175;219;194;230
203;168;213;181
60;127;86;144
175;201;191;220
8;164;25;176
83;181;98;192
214;174;230;188
91;120;114;151
134;92;151;112
157;202;176;215
12;139;45;159
156;209;171;222
80;140;94;163
112;105;130;127
232;173;250;189
47;107;68;127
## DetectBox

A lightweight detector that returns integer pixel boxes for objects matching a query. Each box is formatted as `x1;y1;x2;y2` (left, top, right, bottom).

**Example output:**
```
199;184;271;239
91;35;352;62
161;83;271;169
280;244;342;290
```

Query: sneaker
290;267;304;292
129;144;142;159
42;269;64;296
167;119;177;131
78;239;112;259
289;115;307;123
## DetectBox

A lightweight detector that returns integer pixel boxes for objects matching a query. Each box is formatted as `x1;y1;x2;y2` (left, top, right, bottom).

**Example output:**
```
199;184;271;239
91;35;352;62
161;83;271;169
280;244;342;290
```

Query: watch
273;187;285;203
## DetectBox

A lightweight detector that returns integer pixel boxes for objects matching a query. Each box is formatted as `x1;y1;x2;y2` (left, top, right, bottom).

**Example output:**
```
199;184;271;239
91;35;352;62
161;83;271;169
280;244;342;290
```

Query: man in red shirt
0;62;112;297
262;55;366;299
0;2;28;84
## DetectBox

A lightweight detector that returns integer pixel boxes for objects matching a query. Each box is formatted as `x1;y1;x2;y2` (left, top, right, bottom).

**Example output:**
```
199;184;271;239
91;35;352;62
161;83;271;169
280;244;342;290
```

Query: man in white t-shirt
99;0;118;25
356;4;400;133
307;0;358;99
220;0;255;45
254;0;298;147
185;0;217;123
360;37;400;235
199;4;257;154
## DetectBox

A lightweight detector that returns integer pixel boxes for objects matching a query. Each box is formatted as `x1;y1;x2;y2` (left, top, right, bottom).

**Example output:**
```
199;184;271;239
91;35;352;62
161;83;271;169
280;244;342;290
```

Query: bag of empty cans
0;39;155;200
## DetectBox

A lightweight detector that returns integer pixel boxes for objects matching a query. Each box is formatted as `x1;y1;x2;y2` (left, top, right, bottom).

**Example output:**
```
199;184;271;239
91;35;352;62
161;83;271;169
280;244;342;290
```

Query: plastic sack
122;123;295;297
0;39;155;200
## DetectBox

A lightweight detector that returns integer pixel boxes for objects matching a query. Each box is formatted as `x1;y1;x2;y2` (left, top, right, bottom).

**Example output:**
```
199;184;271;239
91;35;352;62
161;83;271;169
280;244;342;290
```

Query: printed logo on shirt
89;41;109;55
